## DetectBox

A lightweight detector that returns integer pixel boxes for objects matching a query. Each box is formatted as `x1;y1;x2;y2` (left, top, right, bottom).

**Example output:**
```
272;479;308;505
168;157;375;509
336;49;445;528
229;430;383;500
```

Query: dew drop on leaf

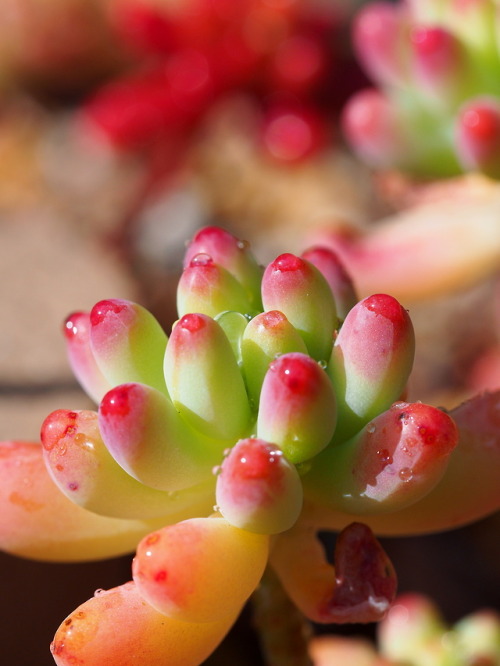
399;467;413;482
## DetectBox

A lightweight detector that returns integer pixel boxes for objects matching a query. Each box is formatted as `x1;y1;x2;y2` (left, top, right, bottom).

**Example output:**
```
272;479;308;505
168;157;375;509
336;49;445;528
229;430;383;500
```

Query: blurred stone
0;100;141;442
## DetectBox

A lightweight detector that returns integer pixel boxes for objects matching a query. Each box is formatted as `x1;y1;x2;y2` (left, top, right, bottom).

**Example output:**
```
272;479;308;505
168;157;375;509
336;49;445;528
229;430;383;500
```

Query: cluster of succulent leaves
82;0;342;162
1;226;498;665
378;594;500;666
313;593;500;666
343;0;500;179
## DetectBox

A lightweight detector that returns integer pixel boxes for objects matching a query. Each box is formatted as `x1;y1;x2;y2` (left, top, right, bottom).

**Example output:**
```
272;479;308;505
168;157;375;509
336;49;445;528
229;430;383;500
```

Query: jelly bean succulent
80;0;350;163
343;0;500;179
310;593;500;666
1;226;499;665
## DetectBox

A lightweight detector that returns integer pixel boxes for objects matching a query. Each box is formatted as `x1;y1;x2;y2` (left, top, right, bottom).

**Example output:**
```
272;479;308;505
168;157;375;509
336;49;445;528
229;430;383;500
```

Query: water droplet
376;449;393;464
223;447;232;456
213;504;221;513
399;467;413;482
212;465;222;476
237;239;249;250
317;360;327;369
190;252;213;266
243;312;253;320
94;589;105;597
367;423;376;434
273;352;283;360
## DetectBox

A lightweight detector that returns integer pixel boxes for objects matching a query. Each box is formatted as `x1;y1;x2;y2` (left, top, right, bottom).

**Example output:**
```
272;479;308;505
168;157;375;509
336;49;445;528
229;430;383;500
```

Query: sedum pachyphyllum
0;226;499;665
343;0;500;179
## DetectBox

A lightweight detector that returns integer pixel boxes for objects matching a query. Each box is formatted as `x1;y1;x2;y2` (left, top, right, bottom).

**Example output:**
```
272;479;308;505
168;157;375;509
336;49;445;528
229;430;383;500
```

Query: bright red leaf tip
223;438;284;484
411;26;453;58
99;384;134;419
63;311;86;339
269;353;321;395
41;409;79;451
216;438;303;534
461;104;500;142
90;299;128;327
362;293;408;323
456;98;500;177
183;226;247;269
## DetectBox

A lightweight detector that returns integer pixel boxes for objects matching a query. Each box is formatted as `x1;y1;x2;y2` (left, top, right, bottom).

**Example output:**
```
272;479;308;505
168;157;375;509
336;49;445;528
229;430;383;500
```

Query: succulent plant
0;226;498;665
343;0;500;179
310;593;500;666
79;0;350;163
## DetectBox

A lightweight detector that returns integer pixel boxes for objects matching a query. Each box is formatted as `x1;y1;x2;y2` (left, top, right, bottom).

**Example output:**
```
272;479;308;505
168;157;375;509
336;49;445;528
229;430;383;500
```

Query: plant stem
252;567;314;666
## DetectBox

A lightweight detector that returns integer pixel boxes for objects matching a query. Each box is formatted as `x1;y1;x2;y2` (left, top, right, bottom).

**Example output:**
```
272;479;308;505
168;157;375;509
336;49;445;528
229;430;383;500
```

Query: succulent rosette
79;0;348;163
343;0;500;178
1;226;499;665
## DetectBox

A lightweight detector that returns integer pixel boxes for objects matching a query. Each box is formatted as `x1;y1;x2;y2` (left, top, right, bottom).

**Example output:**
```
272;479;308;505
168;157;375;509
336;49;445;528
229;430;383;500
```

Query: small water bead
262;310;287;328
268;450;283;463
236;239;250;250
317;359;327;369
399;467;414;482
274;253;303;272
145;533;160;547
212;465;222;476
178;313;207;333
223;448;233;456
376;449;393;464
93;589;105;597
73;432;95;452
367;423;377;434
57;443;68;456
190;252;213;267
